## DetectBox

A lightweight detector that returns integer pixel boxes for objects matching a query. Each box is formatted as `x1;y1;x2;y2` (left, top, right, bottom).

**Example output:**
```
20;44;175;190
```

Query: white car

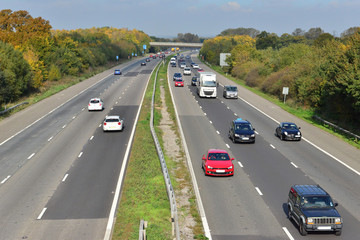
192;64;199;69
183;67;192;75
103;115;124;132
88;98;104;111
180;62;186;68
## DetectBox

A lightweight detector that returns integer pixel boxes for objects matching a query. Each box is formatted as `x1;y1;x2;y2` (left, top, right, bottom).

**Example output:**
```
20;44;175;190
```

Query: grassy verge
112;57;206;239
203;61;360;149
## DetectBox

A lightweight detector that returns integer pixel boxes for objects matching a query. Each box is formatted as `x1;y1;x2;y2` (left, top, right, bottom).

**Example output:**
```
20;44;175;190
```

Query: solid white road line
255;187;263;196
226;144;230;149
282;227;295;240
78;152;83;158
27;153;35;159
1;175;11;184
62;174;69;182
291;162;298;168
37;208;47;220
238;162;243;168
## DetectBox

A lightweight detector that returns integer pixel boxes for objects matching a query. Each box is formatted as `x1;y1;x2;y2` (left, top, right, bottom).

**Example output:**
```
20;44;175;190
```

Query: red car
175;79;184;87
202;149;234;176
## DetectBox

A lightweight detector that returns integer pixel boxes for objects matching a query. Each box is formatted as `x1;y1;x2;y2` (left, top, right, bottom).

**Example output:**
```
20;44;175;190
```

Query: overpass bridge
149;42;203;48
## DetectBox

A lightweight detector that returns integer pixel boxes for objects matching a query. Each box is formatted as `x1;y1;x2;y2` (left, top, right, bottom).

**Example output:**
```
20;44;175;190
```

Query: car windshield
227;86;237;91
90;100;100;103
174;73;181;77
235;123;252;131
203;80;217;87
283;123;298;130
105;118;119;122
300;196;334;209
208;152;230;161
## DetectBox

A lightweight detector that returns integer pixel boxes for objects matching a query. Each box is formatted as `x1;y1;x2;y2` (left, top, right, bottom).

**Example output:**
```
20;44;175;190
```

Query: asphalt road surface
168;52;360;240
0;57;161;240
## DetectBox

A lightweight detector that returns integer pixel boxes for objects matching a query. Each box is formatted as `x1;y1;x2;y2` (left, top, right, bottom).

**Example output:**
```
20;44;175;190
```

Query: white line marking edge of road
282;227;295;240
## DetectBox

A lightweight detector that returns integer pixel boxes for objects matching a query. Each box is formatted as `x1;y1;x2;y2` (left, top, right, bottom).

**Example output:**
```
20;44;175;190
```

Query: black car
287;185;343;236
171;62;177;67
228;118;255;143
191;76;198;86
276;122;301;141
141;62;146;66
173;72;182;81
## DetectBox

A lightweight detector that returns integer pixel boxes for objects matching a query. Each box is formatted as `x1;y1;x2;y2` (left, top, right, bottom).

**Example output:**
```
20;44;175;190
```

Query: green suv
287;185;343;236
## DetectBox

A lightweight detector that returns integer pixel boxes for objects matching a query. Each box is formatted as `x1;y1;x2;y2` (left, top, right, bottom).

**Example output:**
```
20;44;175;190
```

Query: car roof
105;115;120;119
291;185;328;196
281;122;296;125
207;149;228;154
233;118;250;124
90;98;101;101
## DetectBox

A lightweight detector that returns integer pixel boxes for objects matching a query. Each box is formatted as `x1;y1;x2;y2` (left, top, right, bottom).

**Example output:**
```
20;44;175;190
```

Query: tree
304;27;324;40
292;28;305;36
219;27;260;38
256;31;279;50
175;33;200;43
341;27;360;38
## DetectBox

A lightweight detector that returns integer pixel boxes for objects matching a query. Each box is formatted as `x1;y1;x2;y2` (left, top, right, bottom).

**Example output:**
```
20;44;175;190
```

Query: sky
1;0;360;38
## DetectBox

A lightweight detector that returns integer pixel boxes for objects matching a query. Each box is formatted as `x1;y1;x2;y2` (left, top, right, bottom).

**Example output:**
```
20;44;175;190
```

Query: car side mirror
231;158;235;161
202;155;206;160
334;202;338;207
298;127;301;129
253;128;255;131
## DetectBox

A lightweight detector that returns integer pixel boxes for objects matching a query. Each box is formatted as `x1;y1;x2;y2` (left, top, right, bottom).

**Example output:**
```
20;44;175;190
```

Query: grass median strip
112;57;206;239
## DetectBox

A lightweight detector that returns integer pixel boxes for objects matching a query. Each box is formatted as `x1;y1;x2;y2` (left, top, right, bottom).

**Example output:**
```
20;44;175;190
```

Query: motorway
0;57;160;239
168;53;360;240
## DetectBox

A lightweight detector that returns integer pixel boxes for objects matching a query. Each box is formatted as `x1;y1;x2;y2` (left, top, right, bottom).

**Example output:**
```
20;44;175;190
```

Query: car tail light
118;122;121;125
104;122;107;125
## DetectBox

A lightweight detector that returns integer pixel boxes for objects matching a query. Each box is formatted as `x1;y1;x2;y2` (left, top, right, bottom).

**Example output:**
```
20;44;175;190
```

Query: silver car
223;85;238;99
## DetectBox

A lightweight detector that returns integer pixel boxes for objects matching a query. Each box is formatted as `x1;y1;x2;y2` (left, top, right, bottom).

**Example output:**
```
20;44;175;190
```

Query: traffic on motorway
167;52;359;239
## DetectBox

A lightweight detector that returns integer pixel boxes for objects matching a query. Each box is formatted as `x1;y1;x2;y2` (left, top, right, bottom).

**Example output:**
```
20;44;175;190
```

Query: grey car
223;85;238;99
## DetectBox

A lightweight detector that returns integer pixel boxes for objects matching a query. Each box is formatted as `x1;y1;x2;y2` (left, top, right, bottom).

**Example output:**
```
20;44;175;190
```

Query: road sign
282;87;289;103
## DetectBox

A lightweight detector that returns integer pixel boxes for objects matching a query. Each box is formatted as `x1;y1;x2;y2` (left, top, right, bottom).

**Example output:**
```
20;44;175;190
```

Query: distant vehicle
114;69;121;75
287;185;343;236
275;122;301;141
174;79;184;87
170;57;176;64
103;115;124;132
197;68;204;72
146;58;150;62
170;62;177;67
180;62;186;68
183;67;191;75
223;85;238;99
197;72;217;98
152;55;156;59
173;72;182;81
88;98;104;111
228;118;256;143
190;62;195;67
192;64;199;69
141;62;146;66
202;149;234;176
191;76;198;86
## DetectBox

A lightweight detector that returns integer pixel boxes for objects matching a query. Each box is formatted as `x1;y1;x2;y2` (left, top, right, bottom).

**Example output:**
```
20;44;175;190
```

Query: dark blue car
276;122;301;141
228;118;255;143
114;69;121;75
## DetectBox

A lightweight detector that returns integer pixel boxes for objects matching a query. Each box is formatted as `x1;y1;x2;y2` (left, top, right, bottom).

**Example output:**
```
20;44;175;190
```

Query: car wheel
288;207;292;219
280;134;284;141
232;135;236;143
335;230;342;236
299;222;307;236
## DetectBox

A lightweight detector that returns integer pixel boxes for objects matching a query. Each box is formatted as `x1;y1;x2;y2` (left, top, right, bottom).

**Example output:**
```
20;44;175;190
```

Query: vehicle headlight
251;134;255;137
307;218;314;224
207;166;213;169
335;218;342;224
297;132;301;135
234;134;240;137
228;166;233;169
284;131;288;135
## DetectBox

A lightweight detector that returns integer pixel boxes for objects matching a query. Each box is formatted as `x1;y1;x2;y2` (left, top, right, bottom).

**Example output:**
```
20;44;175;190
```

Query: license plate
317;226;331;230
242;137;249;140
216;170;225;173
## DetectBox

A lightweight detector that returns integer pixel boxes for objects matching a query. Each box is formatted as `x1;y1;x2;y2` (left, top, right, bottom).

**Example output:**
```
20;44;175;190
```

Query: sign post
282;87;289;104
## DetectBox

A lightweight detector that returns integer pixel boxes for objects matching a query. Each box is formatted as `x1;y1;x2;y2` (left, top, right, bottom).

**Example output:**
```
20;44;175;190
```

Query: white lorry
197;72;217;98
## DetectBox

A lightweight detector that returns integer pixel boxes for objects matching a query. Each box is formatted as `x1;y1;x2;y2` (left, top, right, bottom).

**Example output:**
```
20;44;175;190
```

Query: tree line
0;9;152;107
200;27;360;134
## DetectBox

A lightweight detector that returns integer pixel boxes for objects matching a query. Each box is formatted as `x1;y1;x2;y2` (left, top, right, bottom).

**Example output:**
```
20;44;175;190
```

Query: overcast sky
1;0;359;38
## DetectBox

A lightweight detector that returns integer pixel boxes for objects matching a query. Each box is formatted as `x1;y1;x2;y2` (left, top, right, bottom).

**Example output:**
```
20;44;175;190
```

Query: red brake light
118;122;121;125
104;122;107;125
